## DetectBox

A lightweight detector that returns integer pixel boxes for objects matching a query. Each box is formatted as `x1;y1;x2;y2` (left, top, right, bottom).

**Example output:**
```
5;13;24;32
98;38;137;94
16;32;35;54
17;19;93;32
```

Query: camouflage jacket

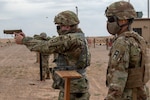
22;32;90;69
105;31;148;100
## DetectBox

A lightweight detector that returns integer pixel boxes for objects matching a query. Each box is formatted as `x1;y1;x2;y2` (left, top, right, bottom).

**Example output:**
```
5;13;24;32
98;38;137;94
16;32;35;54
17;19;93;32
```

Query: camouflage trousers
146;86;150;100
105;86;149;100
42;65;50;78
41;54;50;80
122;86;149;100
58;91;90;100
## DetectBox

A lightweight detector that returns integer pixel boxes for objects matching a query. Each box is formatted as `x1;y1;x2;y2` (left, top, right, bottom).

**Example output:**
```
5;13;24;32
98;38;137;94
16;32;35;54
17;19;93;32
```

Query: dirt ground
0;42;149;100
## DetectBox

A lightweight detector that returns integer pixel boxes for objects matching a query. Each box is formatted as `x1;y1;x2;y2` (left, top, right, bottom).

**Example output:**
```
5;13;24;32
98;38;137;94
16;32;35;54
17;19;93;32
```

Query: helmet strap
117;19;131;32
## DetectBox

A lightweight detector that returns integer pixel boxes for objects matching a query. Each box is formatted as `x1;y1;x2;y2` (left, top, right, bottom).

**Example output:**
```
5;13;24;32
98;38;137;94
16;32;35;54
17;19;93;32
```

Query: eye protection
56;26;61;30
107;16;118;23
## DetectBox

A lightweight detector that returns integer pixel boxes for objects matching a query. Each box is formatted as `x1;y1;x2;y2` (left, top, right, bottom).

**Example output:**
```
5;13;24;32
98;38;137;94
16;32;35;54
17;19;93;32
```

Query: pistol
3;29;22;34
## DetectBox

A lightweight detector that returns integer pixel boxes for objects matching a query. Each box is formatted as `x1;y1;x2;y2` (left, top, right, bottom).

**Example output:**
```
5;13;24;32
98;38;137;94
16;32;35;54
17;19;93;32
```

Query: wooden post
55;71;82;100
93;38;96;48
39;53;43;81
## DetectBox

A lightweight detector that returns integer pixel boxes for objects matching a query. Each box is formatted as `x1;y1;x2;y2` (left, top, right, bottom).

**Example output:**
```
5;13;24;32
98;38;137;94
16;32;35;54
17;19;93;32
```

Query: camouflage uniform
105;1;149;100
22;10;91;100
34;33;50;80
105;31;149;100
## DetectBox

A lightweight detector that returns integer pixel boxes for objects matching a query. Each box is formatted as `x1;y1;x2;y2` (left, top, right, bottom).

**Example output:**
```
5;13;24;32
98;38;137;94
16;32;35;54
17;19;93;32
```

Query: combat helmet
54;10;80;26
105;1;137;20
40;32;47;39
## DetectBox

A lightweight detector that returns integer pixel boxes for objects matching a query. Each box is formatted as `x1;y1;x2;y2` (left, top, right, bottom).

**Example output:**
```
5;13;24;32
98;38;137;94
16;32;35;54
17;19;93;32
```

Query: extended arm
22;33;84;54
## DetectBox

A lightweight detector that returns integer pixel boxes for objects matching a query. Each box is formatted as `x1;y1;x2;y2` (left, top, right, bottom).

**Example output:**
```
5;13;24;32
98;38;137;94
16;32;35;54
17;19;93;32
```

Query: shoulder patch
112;50;120;60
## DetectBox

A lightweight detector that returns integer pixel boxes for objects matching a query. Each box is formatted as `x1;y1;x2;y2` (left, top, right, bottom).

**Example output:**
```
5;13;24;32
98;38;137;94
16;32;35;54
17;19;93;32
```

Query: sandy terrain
0;41;149;100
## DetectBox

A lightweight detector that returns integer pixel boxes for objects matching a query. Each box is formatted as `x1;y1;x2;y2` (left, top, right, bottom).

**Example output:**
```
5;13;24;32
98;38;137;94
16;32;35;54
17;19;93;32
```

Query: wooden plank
55;70;82;100
55;70;82;78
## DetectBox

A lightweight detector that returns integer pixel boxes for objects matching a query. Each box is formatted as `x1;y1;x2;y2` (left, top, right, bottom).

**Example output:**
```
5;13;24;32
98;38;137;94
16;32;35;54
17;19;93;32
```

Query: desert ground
0;39;149;100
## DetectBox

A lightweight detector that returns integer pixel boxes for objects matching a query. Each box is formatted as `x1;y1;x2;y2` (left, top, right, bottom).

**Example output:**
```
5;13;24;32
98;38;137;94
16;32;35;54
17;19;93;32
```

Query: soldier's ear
120;19;128;24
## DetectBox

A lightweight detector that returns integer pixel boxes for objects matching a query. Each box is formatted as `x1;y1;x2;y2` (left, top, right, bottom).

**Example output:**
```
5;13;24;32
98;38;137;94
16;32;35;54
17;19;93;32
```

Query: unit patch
112;50;120;60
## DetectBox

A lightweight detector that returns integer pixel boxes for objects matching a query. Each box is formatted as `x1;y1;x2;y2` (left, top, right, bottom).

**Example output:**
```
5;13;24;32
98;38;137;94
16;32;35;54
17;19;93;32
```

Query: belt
53;66;86;75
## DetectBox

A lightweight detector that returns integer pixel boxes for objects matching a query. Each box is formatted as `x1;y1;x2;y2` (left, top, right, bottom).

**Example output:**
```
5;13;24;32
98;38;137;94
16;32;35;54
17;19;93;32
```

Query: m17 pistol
3;29;22;34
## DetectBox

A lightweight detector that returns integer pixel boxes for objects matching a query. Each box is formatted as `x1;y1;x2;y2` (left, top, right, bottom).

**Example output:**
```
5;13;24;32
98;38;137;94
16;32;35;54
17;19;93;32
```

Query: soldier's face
56;25;71;35
106;16;120;35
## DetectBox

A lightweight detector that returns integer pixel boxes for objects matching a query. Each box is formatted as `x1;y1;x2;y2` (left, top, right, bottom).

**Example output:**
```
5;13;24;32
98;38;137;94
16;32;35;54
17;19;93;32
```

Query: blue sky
0;0;149;38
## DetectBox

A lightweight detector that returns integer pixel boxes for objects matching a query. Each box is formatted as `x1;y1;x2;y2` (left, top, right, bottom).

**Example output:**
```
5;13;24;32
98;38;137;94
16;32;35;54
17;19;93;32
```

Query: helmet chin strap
116;21;130;35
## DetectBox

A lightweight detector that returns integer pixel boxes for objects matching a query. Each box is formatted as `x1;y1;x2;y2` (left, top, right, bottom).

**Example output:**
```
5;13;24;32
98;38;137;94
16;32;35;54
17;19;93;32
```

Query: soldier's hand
14;32;25;44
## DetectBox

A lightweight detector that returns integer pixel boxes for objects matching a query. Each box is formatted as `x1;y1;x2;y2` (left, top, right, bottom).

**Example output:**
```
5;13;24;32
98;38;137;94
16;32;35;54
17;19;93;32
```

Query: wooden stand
56;71;82;100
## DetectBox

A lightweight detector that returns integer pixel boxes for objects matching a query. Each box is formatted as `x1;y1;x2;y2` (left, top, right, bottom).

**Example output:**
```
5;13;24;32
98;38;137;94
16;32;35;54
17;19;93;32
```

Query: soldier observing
104;1;149;100
34;32;50;80
14;10;91;100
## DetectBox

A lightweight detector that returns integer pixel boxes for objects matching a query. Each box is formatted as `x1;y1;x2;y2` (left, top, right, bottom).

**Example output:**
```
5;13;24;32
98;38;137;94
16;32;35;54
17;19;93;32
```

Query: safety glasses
107;16;118;23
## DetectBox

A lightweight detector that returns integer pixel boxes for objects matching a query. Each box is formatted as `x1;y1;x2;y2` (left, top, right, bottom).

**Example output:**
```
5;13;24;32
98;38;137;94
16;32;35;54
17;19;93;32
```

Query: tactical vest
53;37;91;72
122;31;150;88
48;33;91;69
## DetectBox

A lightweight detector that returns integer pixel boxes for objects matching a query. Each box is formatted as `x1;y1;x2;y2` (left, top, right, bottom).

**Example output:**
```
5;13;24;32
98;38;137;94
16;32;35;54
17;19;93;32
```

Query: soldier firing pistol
4;29;25;44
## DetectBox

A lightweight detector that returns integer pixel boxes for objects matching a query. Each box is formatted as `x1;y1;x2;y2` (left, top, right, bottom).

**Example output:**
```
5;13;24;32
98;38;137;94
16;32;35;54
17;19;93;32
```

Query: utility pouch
126;67;144;88
70;77;89;93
